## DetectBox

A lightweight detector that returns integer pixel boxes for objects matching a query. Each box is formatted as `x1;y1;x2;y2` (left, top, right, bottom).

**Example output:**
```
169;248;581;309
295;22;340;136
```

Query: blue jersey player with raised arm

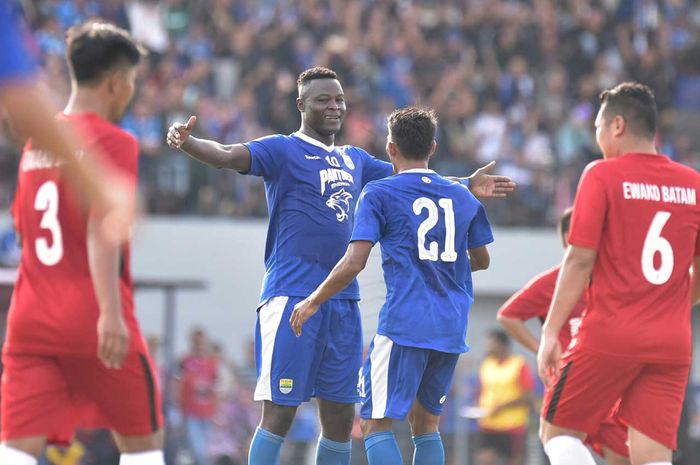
291;107;493;465
167;68;511;465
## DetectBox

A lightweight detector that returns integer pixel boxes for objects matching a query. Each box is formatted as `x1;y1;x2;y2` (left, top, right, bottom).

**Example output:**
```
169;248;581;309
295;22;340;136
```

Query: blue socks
364;431;403;465
316;436;352;465
248;427;284;465
412;432;444;465
249;426;440;465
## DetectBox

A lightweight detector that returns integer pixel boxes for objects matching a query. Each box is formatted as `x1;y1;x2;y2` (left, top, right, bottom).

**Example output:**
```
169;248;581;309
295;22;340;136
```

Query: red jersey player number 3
33;180;64;266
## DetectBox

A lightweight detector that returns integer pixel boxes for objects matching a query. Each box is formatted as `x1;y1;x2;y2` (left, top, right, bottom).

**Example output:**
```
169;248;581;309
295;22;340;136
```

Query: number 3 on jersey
413;197;457;262
34;181;63;266
641;211;673;285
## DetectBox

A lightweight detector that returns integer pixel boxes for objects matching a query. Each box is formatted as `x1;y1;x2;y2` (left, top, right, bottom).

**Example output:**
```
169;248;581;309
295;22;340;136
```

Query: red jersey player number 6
538;82;700;465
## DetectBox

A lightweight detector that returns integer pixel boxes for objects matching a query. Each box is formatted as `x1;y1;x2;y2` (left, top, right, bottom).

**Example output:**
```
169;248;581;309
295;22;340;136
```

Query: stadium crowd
0;0;698;226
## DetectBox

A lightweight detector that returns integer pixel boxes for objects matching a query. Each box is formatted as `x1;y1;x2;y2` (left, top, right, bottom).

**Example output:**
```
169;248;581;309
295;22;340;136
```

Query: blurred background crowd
0;0;699;226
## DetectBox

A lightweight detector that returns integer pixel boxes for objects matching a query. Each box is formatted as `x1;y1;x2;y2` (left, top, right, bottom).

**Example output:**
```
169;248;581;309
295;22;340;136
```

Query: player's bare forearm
497;315;540;353
692;256;700;306
87;216;122;317
179;137;251;172
469;246;490;271
88;214;130;368
543;245;596;336
2;84;118;212
308;241;373;306
446;161;516;199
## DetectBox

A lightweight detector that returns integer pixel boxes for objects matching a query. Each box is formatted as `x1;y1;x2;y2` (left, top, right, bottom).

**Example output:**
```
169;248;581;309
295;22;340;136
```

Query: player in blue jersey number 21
291;106;494;465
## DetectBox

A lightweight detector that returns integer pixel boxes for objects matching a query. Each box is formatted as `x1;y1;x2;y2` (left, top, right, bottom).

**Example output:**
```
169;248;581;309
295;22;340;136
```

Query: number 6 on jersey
641;211;674;285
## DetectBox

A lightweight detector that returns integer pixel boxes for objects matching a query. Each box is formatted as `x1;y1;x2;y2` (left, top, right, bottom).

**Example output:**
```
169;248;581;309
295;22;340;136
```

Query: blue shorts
254;296;363;406
360;334;459;420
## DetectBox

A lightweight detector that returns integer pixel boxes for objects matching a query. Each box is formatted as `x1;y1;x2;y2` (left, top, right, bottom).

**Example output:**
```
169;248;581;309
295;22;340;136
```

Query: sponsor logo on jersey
305;154;321;160
422;176;432;184
326;189;353;222
279;378;293;394
320;168;354;195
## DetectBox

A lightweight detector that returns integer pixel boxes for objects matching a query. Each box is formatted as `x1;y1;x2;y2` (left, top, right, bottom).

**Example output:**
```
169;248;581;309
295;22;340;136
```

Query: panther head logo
326;189;353;222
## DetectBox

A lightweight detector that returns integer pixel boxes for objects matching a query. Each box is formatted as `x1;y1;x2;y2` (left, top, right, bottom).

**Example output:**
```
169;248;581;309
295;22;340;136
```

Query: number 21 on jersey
413;197;457;262
34;180;63;266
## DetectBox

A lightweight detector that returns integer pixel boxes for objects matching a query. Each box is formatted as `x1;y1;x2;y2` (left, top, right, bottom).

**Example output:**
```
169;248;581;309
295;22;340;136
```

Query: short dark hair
488;329;510;348
387;106;438;160
559;207;573;238
599;82;657;139
66;21;145;85
297;67;338;87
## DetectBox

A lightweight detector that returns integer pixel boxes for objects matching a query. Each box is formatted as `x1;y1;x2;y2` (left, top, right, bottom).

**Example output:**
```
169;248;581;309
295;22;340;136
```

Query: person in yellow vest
475;330;535;465
45;442;85;465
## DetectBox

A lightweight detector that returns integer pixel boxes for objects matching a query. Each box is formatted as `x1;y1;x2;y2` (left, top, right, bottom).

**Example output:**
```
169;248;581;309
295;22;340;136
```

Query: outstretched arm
448;161;516;199
289;241;374;336
167;115;252;172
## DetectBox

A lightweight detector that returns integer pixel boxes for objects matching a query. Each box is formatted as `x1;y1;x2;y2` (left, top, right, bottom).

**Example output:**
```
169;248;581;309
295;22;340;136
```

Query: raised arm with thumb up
165;115;251;172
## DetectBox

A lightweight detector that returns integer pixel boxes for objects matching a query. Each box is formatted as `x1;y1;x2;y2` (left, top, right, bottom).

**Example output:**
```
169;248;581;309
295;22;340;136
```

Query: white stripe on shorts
369;334;393;418
254;296;289;401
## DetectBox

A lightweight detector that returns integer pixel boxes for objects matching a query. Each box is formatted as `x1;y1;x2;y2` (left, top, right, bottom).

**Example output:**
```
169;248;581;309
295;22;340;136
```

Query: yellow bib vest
478;355;530;431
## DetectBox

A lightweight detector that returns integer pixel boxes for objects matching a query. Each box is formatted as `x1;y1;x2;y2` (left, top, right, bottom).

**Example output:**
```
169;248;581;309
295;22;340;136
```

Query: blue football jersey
351;169;494;353
0;1;37;83
243;131;393;303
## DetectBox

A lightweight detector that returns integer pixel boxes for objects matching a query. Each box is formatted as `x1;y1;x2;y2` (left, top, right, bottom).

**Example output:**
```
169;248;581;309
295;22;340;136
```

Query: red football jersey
498;265;586;351
569;153;700;362
6;112;140;356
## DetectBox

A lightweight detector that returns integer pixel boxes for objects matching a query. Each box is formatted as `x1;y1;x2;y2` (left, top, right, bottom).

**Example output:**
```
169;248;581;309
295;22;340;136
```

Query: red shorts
1;349;163;445
541;348;688;450
586;415;629;458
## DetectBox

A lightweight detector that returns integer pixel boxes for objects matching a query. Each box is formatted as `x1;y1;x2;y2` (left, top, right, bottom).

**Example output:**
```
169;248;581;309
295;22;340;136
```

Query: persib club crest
279;378;293;394
341;153;355;170
326;189;353;222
